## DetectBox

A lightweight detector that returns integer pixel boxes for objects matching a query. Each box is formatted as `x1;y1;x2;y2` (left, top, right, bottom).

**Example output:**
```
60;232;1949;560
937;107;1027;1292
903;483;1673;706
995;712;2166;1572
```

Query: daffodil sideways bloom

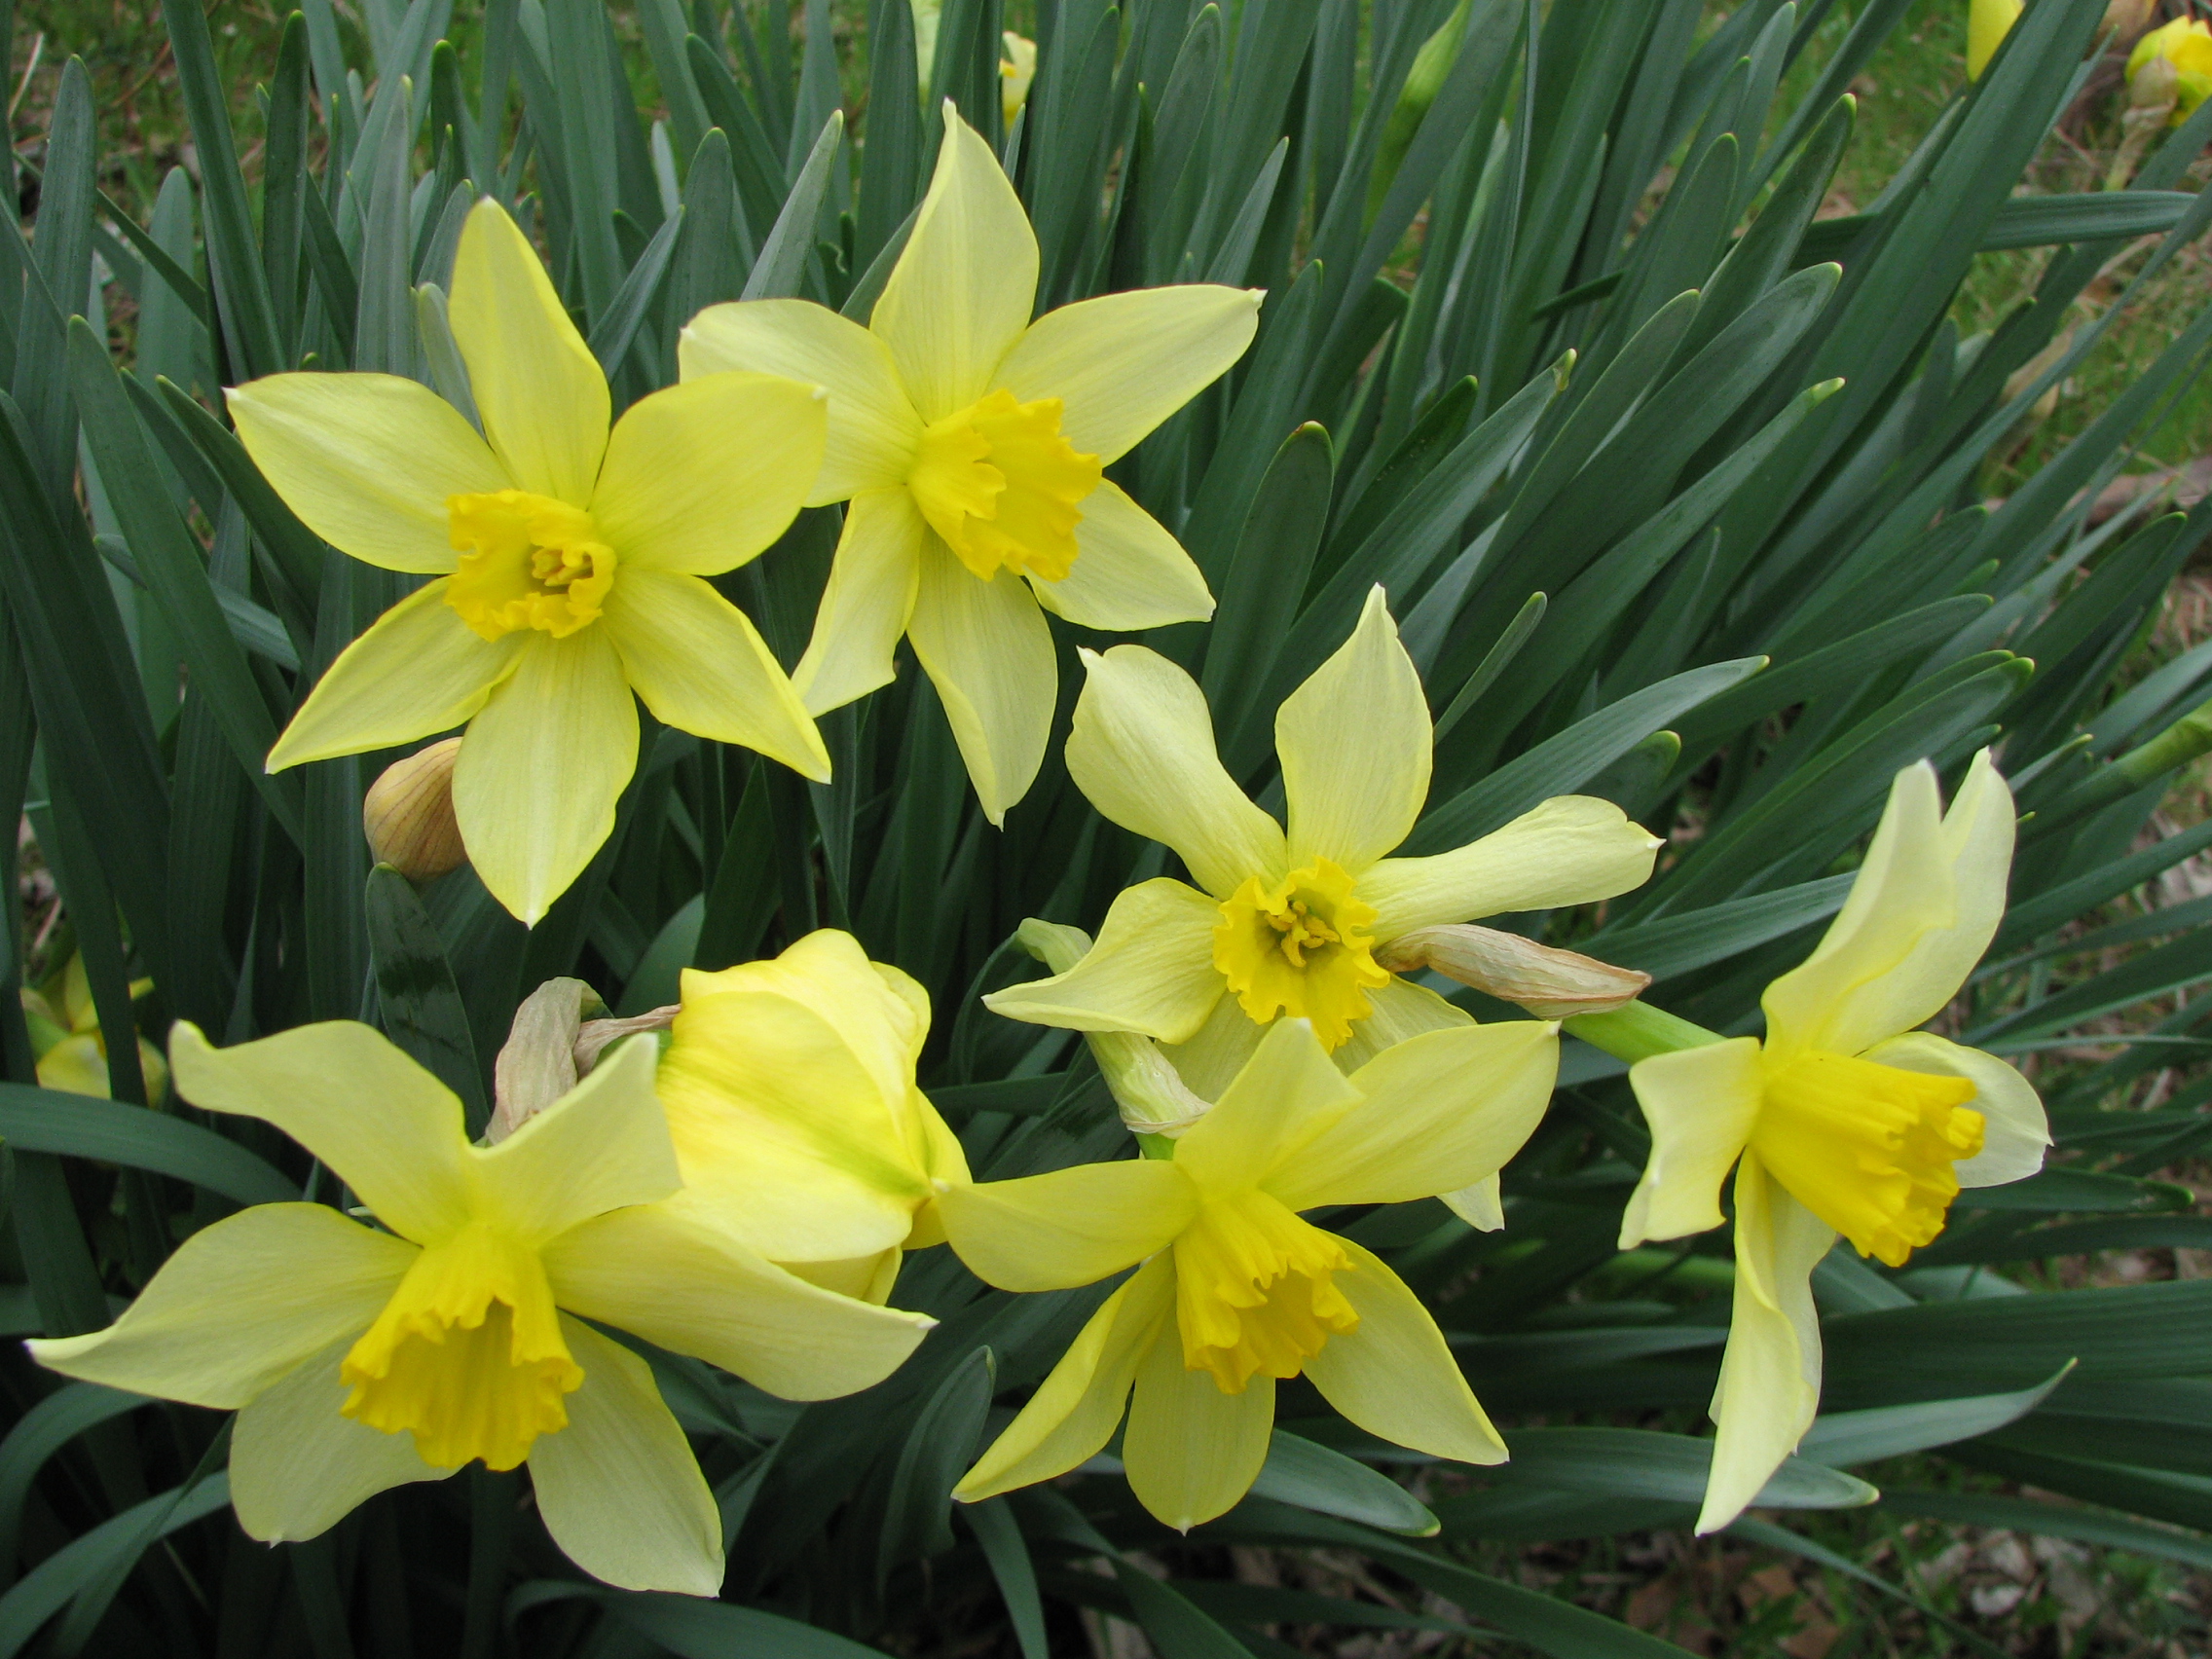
22;953;166;1101
655;930;969;1303
232;198;831;924
984;589;1664;1091
680;111;1261;822
940;1016;1557;1530
1967;0;2022;79
2128;17;2212;124
29;1020;933;1594
1611;754;2048;1534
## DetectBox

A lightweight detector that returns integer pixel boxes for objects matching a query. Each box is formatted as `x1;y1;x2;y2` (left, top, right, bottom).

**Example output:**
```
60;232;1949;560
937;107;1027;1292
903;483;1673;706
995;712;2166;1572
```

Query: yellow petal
793;487;925;714
680;300;922;502
996;285;1263;463
1123;1315;1274;1530
544;1199;934;1398
1967;0;2023;79
1159;994;1269;1101
528;1315;722;1595
591;372;826;574
906;535;1054;824
225;373;506;572
869;110;1038;422
937;1160;1199;1291
265;579;521;770
1301;1237;1505;1464
33;1033;109;1097
1276;588;1431;874
167;1021;473;1244
956;1256;1173;1502
1328;975;1472;1072
451;631;638;926
1265;1020;1559;1211
1176;1018;1365;1198
1030;481;1214;632
27;1202;414;1408
1862;1031;2049;1190
600;570;829;780
1697;1154;1833;1535
1619;1037;1766;1248
983;878;1225;1040
230;1337;444;1542
477;1036;681;1244
1440;1175;1503;1231
1361;795;1664;940
449;198;609;506
1065;645;1287;898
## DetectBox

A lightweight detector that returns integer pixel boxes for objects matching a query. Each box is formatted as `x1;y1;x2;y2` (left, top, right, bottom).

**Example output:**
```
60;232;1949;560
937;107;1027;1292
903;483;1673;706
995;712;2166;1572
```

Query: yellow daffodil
22;952;166;1101
940;1016;1556;1530
30;1020;933;1594
1968;0;2023;79
1617;754;2049;1533
2128;17;2212;122
232;198;832;924
1001;33;1038;127
679;111;1262;822
655;930;969;1303
983;588;1664;1093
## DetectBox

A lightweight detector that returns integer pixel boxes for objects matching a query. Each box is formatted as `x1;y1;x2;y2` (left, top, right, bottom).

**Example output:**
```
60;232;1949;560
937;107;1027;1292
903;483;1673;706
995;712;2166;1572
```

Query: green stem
1564;1002;1729;1064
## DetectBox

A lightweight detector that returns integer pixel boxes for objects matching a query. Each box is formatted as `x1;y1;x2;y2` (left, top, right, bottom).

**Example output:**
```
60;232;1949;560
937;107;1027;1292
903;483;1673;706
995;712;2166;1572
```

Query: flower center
1172;1190;1359;1393
905;389;1102;583
1211;859;1391;1050
1750;1051;1985;1268
445;489;617;642
339;1222;581;1470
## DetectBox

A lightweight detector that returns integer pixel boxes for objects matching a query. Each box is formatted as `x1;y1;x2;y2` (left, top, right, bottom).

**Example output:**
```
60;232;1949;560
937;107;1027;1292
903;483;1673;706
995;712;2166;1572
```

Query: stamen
446;489;617;641
907;390;1101;582
1212;859;1390;1049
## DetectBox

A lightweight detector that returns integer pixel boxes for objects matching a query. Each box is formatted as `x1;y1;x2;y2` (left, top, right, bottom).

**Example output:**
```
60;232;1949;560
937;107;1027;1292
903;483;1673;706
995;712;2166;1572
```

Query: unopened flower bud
2103;0;2154;43
1375;925;1650;1019
489;976;607;1143
363;738;466;881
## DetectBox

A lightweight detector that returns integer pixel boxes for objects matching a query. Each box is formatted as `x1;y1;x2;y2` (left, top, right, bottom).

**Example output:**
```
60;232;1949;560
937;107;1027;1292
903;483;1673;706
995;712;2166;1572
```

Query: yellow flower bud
363;738;466;882
1374;924;1650;1018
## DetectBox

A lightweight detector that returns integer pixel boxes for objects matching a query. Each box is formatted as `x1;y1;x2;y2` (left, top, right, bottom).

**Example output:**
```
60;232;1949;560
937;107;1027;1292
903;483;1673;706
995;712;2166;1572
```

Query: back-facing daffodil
22;951;166;1102
2127;15;2212;122
940;1016;1556;1530
1611;753;2048;1533
231;198;831;924
680;109;1262;823
30;1020;934;1594
984;588;1663;1092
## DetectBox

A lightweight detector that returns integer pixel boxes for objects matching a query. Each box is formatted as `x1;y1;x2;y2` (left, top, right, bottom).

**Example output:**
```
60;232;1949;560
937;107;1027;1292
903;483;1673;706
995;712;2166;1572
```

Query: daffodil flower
30;1021;934;1594
1617;754;2049;1533
2127;16;2212;122
232;197;832;924
1001;32;1037;127
679;111;1262;822
655;930;969;1303
983;589;1664;1093
22;952;166;1101
939;1016;1556;1530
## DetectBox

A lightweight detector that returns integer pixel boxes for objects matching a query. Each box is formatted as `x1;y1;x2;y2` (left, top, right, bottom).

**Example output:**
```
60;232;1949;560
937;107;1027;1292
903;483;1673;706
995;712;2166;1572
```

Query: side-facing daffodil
22;951;166;1101
655;930;969;1304
984;588;1663;1093
2127;16;2212;123
1616;754;2048;1533
939;1016;1557;1530
232;197;831;924
680;110;1262;822
30;1021;934;1594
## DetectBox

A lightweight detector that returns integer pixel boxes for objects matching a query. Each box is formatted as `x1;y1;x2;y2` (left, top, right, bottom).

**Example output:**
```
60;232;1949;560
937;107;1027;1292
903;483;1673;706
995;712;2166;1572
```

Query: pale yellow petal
906;538;1055;824
529;1316;722;1595
451;631;638;926
1302;1238;1505;1464
225;373;505;572
590;372;825;574
230;1338;444;1542
779;1248;903;1305
1266;1020;1559;1211
1697;1155;1833;1535
791;488;925;715
168;1021;473;1244
937;1160;1199;1291
27;1203;413;1408
1619;1038;1766;1249
1176;1018;1364;1198
1328;975;1472;1073
995;285;1263;463
982;878;1225;1040
265;579;521;770
680;300;921;502
477;1037;680;1244
543;1199;933;1398
1277;588;1431;874
1361;795;1665;940
956;1256;1173;1502
448;198;609;506
1030;482;1214;632
1862;1031;2049;1189
600;570;829;780
1123;1320;1274;1530
33;1034;108;1097
1159;994;1269;1101
869;112;1038;422
1440;1175;1503;1231
1065;644;1286;897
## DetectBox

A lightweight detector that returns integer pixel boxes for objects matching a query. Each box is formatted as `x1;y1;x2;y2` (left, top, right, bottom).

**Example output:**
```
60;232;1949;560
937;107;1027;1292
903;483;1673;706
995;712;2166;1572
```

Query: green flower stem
1563;1002;1729;1065
1135;1131;1177;1160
